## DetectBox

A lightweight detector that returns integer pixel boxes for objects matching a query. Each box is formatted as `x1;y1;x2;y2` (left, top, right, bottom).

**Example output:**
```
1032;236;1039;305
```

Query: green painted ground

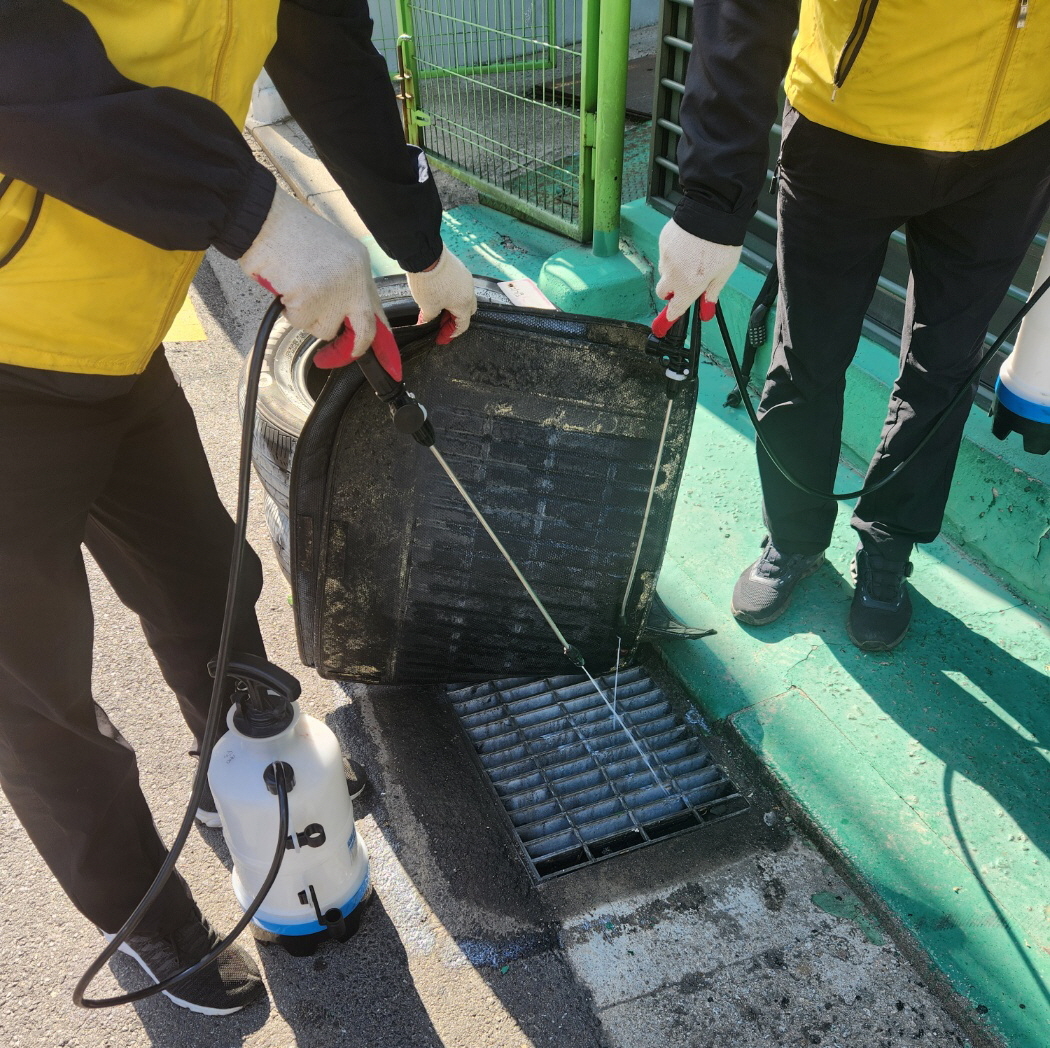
435;198;1050;1048
655;359;1050;1048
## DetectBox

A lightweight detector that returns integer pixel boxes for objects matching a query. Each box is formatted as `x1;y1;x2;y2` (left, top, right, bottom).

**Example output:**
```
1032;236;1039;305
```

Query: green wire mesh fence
394;0;599;241
369;2;402;68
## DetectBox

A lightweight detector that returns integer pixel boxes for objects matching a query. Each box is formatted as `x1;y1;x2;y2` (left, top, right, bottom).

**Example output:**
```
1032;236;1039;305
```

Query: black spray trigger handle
646;306;694;396
355;344;401;399
356;347;435;446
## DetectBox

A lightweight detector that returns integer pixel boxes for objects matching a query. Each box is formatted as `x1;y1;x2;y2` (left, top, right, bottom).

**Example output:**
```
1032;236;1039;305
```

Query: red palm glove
652;219;742;335
238;189;384;366
406;247;477;345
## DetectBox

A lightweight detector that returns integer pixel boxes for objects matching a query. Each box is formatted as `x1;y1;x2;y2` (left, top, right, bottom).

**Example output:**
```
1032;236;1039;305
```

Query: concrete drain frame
446;665;749;881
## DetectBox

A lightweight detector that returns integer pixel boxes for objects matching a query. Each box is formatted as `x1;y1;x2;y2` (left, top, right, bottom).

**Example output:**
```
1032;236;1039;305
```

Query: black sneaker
194;755;367;828
731;537;825;625
188;748;223;828
106;912;266;1015
848;547;913;651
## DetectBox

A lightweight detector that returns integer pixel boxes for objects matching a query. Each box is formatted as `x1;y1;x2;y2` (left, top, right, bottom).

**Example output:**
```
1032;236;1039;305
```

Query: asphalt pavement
0;254;976;1048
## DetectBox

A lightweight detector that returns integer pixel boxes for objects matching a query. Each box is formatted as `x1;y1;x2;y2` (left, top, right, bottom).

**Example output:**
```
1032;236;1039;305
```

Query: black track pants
758;108;1050;561
0;351;265;936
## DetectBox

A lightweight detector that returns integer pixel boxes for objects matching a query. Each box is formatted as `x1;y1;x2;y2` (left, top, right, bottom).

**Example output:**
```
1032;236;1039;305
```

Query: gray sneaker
731;537;825;626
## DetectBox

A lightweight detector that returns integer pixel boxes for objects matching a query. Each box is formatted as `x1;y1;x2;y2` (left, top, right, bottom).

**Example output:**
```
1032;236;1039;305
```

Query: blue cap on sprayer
992;239;1050;455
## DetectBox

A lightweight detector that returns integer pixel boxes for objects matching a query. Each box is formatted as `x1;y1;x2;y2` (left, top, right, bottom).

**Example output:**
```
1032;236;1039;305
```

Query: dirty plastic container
289;303;696;684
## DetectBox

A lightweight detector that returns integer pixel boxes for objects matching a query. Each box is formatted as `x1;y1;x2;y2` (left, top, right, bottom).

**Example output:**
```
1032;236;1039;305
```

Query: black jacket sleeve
267;0;444;273
0;0;274;257
673;0;799;245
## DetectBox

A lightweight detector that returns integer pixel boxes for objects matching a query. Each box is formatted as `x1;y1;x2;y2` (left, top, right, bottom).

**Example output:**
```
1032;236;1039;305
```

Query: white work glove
239;189;386;368
406;246;478;345
653;219;742;335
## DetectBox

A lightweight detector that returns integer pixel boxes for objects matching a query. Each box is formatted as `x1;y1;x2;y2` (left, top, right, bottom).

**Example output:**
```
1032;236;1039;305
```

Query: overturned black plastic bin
289;301;696;685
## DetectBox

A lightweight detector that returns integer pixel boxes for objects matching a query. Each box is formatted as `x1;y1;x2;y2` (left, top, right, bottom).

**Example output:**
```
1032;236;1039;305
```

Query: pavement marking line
164;295;206;342
362;814;536;1048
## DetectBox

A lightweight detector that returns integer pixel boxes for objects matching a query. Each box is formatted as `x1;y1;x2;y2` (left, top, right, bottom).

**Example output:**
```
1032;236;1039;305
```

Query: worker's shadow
255;896;445;1048
824;586;1048;864
103;895;440;1048
740;557;1050;879
185;805;446;1046
822;584;1050;1008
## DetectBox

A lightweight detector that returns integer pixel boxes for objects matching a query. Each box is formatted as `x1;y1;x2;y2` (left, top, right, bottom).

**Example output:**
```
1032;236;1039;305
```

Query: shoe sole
846;620;909;653
730;556;825;626
104;937;259;1016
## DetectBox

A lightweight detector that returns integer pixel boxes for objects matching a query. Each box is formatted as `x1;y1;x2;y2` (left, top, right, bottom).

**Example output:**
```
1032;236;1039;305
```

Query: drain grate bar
447;667;749;879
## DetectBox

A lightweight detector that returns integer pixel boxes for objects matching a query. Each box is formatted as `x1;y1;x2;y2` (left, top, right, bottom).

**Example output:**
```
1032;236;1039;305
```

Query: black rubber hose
77;764;291;1008
714;272;1050;502
74;296;286;1008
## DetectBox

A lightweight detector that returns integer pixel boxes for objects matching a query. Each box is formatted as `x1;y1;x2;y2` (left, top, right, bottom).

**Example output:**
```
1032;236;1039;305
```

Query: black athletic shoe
194;754;367;827
106;913;266;1015
187;746;223;828
848;547;913;651
731;537;825;626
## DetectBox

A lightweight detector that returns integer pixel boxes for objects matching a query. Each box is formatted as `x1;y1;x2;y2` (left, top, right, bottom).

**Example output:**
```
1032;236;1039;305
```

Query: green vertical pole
591;0;631;257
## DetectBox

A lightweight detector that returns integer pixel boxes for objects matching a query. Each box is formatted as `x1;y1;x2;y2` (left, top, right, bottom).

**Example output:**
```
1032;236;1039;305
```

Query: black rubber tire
263;491;291;580
244;319;319;518
241;276;512;577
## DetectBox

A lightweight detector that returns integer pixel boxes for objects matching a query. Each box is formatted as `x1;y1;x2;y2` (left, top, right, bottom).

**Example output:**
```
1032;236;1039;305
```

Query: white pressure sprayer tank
208;657;370;956
992;238;1050;455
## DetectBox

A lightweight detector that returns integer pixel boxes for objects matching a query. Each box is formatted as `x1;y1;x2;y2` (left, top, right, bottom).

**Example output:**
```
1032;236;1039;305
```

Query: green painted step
655;360;1050;1048
438;196;1050;1047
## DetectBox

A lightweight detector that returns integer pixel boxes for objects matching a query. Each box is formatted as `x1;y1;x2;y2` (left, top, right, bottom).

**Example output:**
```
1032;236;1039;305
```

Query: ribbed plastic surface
447;667;748;879
302;306;694;684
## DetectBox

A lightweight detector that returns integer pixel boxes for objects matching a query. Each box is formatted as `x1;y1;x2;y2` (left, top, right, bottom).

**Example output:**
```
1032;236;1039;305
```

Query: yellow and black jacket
0;0;442;376
674;0;1050;244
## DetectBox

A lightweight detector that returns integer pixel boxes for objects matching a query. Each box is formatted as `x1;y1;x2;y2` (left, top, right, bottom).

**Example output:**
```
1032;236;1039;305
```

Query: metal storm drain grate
446;666;749;880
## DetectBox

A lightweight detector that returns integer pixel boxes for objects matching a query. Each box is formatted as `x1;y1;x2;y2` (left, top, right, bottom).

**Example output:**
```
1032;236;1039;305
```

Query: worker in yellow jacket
656;0;1050;650
0;0;476;1015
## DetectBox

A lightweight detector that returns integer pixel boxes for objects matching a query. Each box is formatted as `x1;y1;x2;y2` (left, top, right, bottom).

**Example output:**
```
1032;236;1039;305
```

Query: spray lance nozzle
563;644;585;668
354;321;435;446
209;653;301;738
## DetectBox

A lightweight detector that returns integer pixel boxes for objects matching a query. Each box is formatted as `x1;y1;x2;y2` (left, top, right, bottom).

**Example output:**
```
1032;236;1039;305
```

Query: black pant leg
758;110;909;554
0;371;197;936
853;121;1050;559
83;350;267;743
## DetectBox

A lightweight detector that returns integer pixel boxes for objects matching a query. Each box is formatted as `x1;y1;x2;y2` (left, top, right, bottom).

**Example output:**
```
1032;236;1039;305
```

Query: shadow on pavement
257;896;445;1048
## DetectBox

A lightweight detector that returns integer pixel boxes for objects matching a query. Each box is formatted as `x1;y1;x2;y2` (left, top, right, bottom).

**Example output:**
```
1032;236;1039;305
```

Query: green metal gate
648;0;1049;404
393;0;631;246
